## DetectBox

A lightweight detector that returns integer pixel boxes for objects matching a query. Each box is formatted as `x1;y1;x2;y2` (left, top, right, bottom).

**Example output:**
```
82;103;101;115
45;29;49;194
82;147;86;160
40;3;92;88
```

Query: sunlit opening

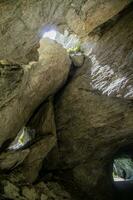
41;26;80;51
113;154;133;182
43;30;57;40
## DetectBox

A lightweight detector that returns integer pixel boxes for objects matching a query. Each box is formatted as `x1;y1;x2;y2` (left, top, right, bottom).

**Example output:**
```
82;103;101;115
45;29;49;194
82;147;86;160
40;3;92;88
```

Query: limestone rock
36;181;72;200
0;0;131;63
22;187;39;200
0;39;70;147
0;63;24;108
21;98;57;183
1;179;72;200
0;2;133;200
85;8;133;99
22;136;56;183
66;0;130;37
0;149;29;170
54;9;133;200
3;181;20;200
28;98;56;136
70;53;85;67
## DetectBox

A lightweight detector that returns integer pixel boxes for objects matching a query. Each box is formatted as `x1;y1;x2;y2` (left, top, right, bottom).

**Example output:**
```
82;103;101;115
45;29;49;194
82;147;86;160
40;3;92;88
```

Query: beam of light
43;30;57;40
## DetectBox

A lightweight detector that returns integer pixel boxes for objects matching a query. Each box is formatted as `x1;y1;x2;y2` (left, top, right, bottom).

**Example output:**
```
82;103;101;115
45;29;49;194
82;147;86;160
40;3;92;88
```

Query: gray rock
22;136;56;183
70;53;85;67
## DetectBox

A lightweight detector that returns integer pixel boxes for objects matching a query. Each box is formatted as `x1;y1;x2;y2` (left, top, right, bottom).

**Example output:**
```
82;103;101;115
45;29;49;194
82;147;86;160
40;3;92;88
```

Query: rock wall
54;7;133;199
0;0;131;63
0;1;133;200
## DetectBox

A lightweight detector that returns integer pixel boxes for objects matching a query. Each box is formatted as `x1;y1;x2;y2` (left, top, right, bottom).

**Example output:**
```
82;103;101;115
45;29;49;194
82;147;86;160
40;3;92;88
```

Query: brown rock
0;39;70;147
0;0;131;63
0;149;29;170
20;98;57;183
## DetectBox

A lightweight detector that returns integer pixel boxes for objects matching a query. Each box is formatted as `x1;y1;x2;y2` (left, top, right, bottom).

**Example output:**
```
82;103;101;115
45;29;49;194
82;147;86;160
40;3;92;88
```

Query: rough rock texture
0;38;70;147
0;1;133;200
2;179;72;200
54;9;133;200
22;99;57;183
0;63;24;109
0;97;73;199
0;149;29;170
85;9;133;99
70;53;85;68
0;0;131;63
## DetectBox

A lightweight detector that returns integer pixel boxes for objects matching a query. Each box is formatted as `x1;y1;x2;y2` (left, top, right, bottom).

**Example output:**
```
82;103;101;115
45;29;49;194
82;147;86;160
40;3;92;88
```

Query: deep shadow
114;180;133;200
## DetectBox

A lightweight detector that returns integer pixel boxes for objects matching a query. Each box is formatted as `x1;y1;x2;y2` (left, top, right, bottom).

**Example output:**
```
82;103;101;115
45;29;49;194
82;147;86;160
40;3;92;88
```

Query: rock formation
0;1;133;200
0;38;70;147
0;0;131;63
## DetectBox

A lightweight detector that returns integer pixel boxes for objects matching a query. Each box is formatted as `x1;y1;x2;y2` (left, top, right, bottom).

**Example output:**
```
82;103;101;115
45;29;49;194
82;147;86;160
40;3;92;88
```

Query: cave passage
112;152;133;199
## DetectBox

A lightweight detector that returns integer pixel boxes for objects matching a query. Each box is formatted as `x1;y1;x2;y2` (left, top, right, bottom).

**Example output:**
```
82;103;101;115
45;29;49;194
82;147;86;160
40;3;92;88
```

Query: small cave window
112;151;133;199
8;127;35;151
112;154;133;182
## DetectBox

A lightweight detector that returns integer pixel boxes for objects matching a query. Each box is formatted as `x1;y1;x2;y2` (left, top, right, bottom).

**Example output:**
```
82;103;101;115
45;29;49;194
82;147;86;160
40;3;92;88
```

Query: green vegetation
67;43;82;54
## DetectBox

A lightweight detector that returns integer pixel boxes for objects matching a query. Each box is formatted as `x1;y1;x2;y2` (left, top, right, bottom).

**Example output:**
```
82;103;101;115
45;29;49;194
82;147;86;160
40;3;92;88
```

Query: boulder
22;187;39;200
22;136;56;183
1;179;72;200
70;53;85;68
3;181;22;200
0;38;70;147
21;98;57;183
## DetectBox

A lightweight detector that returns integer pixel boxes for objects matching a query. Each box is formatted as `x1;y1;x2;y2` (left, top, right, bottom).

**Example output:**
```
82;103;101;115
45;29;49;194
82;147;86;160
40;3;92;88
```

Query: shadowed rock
0;149;29;170
53;9;133;200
